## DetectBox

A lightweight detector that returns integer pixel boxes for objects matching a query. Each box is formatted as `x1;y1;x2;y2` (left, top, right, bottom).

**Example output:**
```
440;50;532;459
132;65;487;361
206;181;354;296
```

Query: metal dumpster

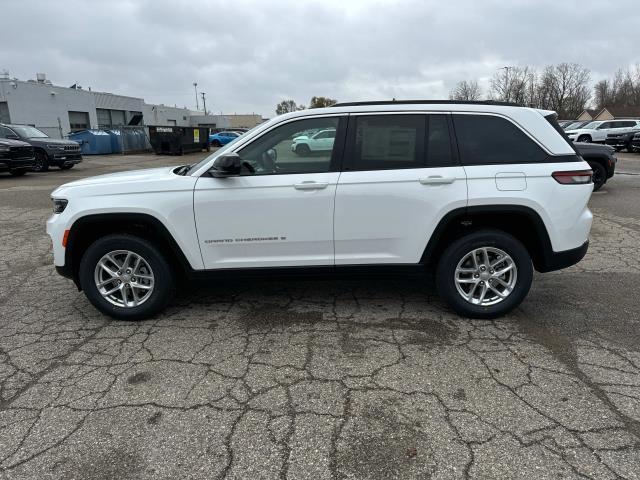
148;126;210;155
68;130;113;155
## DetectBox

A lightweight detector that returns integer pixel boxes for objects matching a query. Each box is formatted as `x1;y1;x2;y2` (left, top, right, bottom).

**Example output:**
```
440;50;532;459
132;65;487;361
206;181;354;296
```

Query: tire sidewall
79;235;174;320
436;231;533;319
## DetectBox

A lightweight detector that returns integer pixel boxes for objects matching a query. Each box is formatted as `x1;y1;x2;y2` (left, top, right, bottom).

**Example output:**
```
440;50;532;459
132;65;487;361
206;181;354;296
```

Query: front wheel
79;234;175;320
577;135;591;143
436;230;533;319
33;151;49;172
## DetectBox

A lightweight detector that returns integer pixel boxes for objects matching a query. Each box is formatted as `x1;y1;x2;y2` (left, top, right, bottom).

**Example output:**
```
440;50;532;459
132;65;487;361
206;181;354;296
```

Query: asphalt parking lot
1;151;640;479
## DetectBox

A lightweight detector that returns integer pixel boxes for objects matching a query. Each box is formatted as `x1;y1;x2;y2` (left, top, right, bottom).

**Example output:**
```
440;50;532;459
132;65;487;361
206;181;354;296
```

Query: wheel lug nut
490;270;494;274
474;274;479;278
480;281;484;285
131;277;136;282
480;266;486;271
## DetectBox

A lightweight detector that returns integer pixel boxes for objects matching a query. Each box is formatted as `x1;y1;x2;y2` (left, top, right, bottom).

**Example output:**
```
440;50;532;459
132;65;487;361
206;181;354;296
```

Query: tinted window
598;122;611;129
237;116;342;175
315;130;336;139
426;115;454;167
0;126;12;138
453;114;547;165
347;115;425;170
621;121;636;128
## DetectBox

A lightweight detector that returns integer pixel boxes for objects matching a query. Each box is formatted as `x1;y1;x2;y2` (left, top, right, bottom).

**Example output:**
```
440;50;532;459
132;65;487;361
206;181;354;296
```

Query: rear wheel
33;151;49;172
211;140;221;147
589;161;606;192
79;234;175;320
436;230;533;319
577;135;591;143
9;170;27;177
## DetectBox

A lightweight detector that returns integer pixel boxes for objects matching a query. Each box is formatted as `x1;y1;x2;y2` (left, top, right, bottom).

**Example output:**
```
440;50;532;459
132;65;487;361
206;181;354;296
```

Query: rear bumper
537;240;589;273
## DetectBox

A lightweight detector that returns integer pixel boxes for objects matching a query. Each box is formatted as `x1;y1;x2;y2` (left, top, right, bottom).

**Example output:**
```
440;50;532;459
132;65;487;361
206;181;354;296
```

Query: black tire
435;230;533;319
577;135;591;143
79;234;175;320
211;140;221;147
295;144;311;156
9;170;27;177
33;151;49;172
60;164;74;170
589;161;606;192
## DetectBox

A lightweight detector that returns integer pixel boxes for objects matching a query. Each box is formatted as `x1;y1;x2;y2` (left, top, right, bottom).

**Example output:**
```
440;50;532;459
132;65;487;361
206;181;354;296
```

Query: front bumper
0;156;36;171
51;153;83;166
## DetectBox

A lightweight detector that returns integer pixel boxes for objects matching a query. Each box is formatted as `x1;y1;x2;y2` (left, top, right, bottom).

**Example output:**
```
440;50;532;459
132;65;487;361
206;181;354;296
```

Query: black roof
331;99;521;107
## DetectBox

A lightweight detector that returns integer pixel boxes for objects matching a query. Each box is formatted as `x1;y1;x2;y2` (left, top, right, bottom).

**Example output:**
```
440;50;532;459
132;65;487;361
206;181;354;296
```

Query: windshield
11;125;49;138
580;122;599;130
188;123;264;174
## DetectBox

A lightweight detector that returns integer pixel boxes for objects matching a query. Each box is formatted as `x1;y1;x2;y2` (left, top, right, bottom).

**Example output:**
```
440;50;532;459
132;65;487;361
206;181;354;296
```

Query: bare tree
593;65;640;109
537;63;590;118
449;80;482;101
489;66;536;106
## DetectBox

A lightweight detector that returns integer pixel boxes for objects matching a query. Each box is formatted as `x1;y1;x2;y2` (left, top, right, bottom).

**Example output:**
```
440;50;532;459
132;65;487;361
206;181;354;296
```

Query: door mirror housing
6;134;19;140
210;153;241;177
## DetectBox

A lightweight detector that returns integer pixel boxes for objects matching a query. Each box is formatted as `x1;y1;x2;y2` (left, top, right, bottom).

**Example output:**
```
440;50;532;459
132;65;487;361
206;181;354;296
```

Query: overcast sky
2;0;640;117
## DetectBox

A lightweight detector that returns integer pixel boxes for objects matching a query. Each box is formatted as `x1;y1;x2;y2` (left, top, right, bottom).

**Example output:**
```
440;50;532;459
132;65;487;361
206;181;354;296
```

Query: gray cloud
2;0;639;116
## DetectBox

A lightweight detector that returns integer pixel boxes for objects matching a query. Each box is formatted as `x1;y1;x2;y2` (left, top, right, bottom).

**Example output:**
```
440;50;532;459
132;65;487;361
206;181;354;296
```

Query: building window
68;111;90;132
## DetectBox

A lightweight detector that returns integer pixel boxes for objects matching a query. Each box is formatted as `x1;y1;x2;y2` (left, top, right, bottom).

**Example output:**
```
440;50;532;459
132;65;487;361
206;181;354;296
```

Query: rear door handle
294;181;329;190
419;176;455;185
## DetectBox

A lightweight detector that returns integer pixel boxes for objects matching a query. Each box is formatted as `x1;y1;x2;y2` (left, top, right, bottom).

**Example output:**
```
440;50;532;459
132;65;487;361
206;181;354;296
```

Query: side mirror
6;134;19;140
210;153;241;177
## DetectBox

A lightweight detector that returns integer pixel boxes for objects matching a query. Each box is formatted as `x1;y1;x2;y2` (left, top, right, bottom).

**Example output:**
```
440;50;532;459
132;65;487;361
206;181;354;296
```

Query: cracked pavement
1;153;640;479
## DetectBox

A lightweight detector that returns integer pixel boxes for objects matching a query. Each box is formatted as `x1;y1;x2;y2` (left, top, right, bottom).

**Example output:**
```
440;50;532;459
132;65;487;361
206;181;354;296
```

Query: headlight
47;144;65;150
52;198;68;214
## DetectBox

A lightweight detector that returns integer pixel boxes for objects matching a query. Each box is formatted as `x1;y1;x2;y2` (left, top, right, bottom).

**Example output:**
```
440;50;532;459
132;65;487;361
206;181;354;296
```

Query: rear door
334;113;467;265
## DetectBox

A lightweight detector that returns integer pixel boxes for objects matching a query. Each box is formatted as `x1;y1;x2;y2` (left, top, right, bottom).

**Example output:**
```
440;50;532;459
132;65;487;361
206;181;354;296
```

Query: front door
194;115;346;269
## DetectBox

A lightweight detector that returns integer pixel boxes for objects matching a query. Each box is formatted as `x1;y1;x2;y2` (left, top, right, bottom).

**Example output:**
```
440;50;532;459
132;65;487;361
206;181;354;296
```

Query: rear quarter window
452;114;548;165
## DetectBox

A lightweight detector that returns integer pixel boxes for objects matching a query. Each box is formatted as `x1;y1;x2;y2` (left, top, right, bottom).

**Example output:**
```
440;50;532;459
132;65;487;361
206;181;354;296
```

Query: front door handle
294;181;329;190
419;176;456;185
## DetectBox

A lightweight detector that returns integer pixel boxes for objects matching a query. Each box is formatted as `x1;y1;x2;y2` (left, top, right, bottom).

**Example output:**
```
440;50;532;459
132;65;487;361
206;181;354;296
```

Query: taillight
552;170;593;185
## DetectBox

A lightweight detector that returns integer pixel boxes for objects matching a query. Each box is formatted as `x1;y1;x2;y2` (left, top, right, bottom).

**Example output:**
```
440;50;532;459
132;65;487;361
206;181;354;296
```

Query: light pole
499;66;512;102
200;92;207;116
193;82;199;111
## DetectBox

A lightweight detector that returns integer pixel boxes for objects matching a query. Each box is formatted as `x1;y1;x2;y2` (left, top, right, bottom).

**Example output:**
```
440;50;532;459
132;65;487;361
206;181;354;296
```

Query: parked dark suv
0;138;35;176
0;124;82;172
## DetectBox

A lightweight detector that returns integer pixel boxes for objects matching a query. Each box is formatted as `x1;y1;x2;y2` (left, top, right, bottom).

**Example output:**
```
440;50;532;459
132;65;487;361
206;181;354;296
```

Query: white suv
47;101;594;320
566;119;640;143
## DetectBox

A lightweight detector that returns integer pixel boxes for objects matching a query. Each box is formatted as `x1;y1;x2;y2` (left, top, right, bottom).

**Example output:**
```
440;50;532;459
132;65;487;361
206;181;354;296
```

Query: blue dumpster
105;129;123;154
68;130;113;155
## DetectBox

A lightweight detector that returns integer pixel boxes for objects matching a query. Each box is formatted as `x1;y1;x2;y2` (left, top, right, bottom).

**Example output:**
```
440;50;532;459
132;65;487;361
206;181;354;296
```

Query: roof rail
331;99;522;107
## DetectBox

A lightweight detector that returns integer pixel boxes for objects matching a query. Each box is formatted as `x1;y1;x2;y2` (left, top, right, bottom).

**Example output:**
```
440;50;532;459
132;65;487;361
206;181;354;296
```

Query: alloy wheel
93;250;155;308
454;247;517;306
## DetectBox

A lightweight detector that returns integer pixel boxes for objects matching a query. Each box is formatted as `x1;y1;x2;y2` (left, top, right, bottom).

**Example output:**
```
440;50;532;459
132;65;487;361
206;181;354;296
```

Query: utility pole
193;82;199;110
200;92;207;116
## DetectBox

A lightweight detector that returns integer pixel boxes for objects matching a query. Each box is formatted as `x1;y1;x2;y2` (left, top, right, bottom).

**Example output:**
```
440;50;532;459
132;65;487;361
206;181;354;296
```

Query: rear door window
452;114;548;165
345;115;425;171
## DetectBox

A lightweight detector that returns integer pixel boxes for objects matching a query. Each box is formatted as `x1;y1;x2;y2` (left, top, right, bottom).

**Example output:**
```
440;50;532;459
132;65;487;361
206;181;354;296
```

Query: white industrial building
0;73;264;139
